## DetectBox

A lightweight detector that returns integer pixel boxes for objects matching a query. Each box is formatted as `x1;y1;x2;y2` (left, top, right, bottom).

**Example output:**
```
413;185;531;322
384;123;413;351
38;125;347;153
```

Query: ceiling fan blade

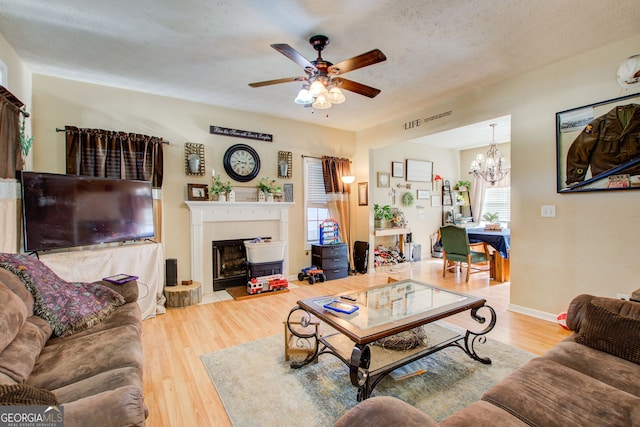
248;76;306;88
328;49;387;75
271;44;317;71
333;78;381;98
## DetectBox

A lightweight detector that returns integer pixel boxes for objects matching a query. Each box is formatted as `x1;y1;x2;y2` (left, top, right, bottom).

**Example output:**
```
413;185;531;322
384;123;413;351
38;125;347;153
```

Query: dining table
466;227;511;282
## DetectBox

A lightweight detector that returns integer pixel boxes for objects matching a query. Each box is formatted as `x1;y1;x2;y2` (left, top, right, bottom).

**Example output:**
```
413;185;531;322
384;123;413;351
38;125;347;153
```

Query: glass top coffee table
286;279;496;401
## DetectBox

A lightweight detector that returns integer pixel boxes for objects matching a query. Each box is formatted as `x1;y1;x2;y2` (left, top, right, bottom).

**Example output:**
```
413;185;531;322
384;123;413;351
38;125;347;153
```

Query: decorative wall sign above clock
223;143;261;182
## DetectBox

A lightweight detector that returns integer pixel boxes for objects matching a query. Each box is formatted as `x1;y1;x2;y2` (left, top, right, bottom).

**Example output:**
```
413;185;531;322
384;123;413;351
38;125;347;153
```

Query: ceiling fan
248;35;387;109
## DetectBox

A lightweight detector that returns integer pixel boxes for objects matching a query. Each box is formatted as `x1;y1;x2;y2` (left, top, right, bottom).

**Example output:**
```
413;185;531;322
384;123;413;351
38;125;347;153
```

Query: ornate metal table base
286;304;497;401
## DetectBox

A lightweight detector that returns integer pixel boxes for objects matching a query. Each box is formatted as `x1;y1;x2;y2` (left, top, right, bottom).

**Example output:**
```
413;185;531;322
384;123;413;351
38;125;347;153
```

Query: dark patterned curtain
65;126;164;188
65;126;165;242
321;156;352;263
0;88;22;178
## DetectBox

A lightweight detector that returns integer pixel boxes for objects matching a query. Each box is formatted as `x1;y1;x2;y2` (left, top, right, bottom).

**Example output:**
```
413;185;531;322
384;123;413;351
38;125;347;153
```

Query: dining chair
439;225;491;283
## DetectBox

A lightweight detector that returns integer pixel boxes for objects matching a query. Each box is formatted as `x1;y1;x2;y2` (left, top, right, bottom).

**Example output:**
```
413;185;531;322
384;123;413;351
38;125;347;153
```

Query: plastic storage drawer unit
311;243;348;280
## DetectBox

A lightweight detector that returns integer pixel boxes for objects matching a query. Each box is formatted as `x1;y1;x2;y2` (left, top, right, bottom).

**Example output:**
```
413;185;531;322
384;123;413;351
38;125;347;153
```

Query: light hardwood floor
141;258;571;426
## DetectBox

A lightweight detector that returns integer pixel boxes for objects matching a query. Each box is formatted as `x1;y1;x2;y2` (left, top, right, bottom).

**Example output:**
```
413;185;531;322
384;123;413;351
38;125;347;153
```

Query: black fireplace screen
211;237;270;292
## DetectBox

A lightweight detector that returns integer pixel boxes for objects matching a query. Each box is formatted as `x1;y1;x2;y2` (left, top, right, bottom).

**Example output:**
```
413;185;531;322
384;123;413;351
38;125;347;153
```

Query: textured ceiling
1;0;639;134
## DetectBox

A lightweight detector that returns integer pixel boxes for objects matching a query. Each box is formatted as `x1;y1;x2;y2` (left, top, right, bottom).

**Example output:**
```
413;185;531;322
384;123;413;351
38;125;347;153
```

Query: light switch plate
541;205;556;217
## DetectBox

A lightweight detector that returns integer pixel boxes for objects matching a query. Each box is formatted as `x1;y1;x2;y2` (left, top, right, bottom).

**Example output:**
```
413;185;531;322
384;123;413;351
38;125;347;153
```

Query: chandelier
294;76;345;110
469;123;509;185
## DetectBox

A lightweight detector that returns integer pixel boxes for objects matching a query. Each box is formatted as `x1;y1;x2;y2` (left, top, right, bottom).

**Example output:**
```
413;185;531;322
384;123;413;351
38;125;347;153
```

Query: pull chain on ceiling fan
249;35;386;110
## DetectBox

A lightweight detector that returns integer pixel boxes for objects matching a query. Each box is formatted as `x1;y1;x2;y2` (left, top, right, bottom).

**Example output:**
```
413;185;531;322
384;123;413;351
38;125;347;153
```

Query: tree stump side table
165;281;202;308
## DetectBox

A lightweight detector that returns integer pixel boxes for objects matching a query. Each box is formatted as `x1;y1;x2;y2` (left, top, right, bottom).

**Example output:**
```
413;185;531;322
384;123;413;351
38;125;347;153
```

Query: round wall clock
223;144;261;182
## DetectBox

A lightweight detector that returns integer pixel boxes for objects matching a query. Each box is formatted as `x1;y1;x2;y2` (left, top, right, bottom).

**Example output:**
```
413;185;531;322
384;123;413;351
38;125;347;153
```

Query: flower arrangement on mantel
257;177;282;194
209;175;233;195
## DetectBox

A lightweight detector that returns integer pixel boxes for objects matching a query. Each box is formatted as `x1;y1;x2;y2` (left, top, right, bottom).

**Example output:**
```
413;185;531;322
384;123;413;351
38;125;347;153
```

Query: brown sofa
0;257;147;426
335;294;640;426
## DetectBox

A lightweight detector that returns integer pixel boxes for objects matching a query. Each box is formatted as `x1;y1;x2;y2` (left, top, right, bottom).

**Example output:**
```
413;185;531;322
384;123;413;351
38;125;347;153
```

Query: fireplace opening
212;237;270;292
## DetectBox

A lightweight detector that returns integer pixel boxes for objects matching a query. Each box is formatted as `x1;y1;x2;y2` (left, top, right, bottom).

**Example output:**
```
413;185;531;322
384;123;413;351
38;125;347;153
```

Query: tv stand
39;241;165;319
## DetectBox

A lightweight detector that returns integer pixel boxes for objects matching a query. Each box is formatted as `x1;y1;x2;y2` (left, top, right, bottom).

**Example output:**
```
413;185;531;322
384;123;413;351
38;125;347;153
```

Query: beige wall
0;33;33;171
0;33;32;111
31;75;355;289
355;33;640;317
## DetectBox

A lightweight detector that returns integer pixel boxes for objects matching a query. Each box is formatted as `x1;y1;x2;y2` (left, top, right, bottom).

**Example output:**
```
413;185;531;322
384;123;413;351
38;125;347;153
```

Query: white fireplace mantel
185;201;293;290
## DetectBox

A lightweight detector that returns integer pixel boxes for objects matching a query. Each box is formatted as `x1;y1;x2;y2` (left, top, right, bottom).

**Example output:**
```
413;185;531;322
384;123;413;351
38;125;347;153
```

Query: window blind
481;187;511;222
305;158;327;206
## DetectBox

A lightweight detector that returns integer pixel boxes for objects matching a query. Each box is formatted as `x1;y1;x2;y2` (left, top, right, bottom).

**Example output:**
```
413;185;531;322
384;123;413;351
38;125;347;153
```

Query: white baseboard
508;303;558;323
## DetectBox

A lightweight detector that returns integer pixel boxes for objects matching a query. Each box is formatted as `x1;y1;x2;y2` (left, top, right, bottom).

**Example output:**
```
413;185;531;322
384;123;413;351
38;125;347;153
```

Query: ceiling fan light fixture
294;88;313;104
327;87;345;104
312;95;332;109
249;36;386;110
309;79;328;97
309;80;329;98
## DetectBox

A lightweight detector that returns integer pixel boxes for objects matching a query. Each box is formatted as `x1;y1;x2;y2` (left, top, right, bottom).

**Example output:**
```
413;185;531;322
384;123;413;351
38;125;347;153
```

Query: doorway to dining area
369;115;511;281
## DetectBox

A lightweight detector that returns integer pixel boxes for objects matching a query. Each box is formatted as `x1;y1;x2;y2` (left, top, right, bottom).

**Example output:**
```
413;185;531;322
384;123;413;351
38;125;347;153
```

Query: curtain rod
0;85;29;117
301;155;351;162
56;127;169;144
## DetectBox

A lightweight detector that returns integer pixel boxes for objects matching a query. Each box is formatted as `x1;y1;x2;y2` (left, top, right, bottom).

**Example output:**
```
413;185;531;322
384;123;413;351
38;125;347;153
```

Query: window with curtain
481;186;511;224
304;157;330;247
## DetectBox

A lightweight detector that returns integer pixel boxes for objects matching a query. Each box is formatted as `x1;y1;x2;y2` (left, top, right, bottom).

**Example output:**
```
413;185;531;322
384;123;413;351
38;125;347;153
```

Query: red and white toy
247;274;288;295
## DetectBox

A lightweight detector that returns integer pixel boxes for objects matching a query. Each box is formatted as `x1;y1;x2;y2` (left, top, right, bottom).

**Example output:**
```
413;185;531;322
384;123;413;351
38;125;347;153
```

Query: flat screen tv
21;172;155;252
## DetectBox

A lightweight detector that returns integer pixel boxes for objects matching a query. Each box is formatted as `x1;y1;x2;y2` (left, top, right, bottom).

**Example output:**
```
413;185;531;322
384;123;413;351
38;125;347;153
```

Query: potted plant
19;108;33;168
257;177;281;194
374;204;393;229
210;175;233;201
482;212;500;223
455;180;471;191
257;177;281;202
482;211;501;230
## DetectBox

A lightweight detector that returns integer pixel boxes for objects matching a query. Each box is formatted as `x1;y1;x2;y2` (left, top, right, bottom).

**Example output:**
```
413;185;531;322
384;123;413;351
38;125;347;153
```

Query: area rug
200;325;535;427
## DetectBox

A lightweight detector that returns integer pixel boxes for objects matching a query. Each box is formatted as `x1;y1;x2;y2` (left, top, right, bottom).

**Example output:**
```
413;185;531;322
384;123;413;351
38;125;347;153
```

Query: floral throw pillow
0;254;125;337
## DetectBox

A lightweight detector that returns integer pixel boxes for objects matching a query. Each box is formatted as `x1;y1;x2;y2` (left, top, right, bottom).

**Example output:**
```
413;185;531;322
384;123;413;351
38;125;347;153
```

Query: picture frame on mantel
187;184;209;201
556;92;640;193
406;159;433;182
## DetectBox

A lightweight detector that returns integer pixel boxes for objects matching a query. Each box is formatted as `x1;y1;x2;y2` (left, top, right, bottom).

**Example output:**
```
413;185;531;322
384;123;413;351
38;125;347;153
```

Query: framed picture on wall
377;172;390;187
358;182;368;206
283;183;293;202
556;92;640;193
416;189;430;200
406;159;433;182
391;161;404;178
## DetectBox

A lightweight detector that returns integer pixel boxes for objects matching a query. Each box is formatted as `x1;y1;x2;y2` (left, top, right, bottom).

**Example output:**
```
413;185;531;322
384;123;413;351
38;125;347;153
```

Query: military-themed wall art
556;92;640;193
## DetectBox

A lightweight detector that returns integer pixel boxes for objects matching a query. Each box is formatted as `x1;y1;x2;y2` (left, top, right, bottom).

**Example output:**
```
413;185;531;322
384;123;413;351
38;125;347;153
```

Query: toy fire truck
246;274;289;295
